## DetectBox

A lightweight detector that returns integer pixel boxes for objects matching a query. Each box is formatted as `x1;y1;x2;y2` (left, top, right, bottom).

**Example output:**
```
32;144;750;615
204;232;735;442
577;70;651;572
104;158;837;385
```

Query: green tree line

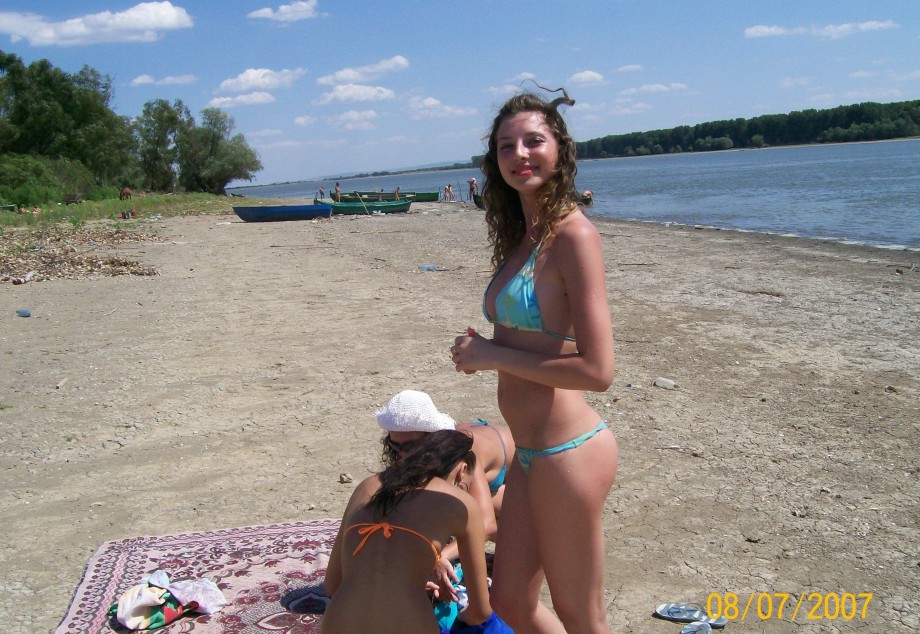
0;50;261;207
470;100;920;166
573;100;920;159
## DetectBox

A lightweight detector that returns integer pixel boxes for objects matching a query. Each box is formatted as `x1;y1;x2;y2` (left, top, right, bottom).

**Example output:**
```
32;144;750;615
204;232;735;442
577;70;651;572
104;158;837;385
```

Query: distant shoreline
232;136;920;191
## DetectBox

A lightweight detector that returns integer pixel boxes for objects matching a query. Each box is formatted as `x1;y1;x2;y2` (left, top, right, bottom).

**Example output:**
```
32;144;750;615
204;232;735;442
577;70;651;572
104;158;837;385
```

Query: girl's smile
496;111;558;196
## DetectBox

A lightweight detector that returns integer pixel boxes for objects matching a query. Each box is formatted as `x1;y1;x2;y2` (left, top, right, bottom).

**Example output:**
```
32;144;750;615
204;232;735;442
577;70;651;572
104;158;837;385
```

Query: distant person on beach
375;390;514;592
444;183;455;201
395;186;401;200
450;88;617;633
318;186;325;200
468;177;478;200
323;428;511;634
333;182;341;202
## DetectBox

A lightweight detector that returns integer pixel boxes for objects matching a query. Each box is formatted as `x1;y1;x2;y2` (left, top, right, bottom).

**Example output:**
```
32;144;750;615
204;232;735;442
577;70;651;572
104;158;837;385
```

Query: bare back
322;476;491;633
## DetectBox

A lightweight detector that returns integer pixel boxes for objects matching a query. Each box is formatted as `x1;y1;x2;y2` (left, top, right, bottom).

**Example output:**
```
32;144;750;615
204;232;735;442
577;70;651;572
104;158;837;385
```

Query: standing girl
451;89;618;633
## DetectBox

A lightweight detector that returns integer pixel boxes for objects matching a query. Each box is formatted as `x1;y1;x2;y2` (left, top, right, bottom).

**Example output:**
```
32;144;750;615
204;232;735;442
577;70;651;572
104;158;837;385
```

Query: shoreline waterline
230;140;920;252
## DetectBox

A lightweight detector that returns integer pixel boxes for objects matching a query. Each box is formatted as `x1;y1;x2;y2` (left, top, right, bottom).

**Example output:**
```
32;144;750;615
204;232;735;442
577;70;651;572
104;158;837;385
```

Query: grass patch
0;192;250;229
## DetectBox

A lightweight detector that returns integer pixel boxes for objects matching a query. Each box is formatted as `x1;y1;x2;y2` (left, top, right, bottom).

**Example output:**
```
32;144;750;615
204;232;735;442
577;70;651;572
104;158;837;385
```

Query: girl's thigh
528;430;618;600
490;460;545;601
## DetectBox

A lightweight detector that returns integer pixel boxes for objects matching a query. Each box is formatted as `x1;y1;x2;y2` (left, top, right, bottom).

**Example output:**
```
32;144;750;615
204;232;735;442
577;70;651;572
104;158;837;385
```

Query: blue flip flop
681;622;713;634
654;603;728;629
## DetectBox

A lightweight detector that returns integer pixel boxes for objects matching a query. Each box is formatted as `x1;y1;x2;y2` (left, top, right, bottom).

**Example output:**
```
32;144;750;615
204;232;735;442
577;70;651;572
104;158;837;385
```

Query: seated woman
376;391;514;584
322;430;510;634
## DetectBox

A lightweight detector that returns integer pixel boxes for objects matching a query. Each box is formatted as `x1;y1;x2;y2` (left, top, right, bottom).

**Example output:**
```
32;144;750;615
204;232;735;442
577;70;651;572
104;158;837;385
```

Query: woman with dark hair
450;89;618;633
323;429;510;633
375;390;514;597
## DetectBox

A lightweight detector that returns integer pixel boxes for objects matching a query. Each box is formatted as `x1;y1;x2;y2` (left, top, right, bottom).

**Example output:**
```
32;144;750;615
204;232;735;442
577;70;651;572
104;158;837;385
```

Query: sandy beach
2;200;918;633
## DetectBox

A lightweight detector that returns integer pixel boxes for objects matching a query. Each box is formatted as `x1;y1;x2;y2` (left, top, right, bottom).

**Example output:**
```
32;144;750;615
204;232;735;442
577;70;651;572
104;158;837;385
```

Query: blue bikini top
470;419;508;493
482;244;576;342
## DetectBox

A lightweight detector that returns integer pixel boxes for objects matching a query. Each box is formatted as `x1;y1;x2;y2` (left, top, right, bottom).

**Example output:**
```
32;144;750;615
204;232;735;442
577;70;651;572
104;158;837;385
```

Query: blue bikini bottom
514;421;608;475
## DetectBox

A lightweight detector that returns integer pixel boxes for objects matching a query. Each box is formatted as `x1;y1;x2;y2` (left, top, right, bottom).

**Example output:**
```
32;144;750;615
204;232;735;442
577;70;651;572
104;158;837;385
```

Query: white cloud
849;70;878;79
0;1;192;46
260;140;306;150
744;25;805;38
247;129;283;138
611;102;652;116
509;72;536;83
486;72;539;95
316;84;395;105
570;101;604;113
844;88;903;101
815;20;898;39
745;20;898;40
317;55;409;86
779;77;810;89
616;64;643;73
218;68;306;93
406;96;476;120
619;83;687;96
486;84;526;96
207;92;276;108
131;73;196;86
808;93;837;105
327;110;378;130
247;0;318;22
568;70;605;86
294;115;316;126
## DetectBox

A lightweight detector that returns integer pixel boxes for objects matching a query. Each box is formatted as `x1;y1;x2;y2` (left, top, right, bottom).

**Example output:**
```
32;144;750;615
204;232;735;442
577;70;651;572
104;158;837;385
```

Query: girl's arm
433;462;498;598
323;520;346;597
455;493;493;627
323;476;378;597
456;219;615;391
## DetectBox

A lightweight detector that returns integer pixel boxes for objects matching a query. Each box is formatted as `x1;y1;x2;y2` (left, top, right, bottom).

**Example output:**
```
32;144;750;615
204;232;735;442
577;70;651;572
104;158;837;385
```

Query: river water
229;139;920;251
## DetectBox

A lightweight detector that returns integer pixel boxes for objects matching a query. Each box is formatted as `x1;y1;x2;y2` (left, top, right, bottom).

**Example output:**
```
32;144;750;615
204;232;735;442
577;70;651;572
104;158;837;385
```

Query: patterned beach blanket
55;519;338;633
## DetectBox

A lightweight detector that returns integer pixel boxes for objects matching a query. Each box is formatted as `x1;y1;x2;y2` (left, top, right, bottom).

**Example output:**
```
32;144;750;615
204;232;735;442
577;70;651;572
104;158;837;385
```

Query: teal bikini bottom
514;421;608;475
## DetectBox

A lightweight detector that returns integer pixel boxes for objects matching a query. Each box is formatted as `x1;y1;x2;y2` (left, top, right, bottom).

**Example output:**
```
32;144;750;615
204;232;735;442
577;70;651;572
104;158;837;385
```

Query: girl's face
495;111;559;197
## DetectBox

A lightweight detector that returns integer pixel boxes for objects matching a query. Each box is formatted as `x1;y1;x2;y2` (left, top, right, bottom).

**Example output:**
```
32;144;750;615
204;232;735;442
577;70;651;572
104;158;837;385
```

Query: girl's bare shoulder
555;208;600;244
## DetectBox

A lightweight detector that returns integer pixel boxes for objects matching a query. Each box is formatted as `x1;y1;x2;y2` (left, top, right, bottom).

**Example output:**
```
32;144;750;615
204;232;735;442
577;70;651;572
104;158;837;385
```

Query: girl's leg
529;428;618;634
489;460;567;634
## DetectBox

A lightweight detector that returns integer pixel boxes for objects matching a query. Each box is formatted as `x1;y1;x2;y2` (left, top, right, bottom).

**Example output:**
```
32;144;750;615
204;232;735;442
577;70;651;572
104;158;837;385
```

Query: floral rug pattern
55;520;338;633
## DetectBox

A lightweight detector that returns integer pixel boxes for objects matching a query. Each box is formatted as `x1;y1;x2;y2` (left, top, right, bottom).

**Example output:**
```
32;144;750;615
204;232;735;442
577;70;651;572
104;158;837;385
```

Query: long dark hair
481;87;579;269
368;430;476;517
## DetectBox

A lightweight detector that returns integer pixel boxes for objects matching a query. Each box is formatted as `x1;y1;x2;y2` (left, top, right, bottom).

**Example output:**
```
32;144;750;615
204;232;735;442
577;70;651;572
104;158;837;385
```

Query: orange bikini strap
347;522;440;568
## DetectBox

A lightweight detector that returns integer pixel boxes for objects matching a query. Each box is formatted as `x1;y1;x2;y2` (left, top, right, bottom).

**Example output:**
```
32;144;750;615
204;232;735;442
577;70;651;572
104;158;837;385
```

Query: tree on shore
134;98;192;192
0;50;262;206
572;100;920;160
177;108;261;195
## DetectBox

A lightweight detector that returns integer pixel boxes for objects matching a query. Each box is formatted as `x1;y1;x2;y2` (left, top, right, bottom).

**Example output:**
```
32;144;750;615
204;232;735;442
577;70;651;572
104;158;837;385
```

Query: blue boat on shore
232;204;332;222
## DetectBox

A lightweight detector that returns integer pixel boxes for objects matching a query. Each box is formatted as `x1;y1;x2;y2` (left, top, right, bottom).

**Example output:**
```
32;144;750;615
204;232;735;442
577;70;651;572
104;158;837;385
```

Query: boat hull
329;199;412;215
233;204;332;222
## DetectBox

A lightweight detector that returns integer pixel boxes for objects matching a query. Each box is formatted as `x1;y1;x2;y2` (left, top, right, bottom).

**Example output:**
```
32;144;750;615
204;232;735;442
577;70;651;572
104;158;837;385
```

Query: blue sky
1;1;918;186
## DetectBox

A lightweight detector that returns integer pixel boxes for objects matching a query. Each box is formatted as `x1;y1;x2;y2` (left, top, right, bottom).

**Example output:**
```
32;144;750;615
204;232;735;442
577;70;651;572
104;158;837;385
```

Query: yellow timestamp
706;592;873;623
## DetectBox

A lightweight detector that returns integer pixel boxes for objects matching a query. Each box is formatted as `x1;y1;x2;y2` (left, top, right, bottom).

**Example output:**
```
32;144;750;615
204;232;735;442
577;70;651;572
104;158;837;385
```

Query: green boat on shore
338;191;413;203
337;190;440;203
325;199;412;215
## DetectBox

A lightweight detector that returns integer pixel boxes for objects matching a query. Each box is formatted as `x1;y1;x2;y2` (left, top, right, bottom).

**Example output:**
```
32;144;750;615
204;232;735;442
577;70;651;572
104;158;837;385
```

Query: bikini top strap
347;522;440;569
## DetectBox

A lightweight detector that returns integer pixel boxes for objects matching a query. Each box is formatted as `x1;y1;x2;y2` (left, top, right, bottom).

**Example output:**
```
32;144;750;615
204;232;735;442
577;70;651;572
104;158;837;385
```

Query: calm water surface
230;139;920;251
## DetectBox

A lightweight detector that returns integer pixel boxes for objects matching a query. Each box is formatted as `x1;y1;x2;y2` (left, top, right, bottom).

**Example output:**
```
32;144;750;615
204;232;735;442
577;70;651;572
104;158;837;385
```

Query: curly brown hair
368;430;476;517
480;89;580;269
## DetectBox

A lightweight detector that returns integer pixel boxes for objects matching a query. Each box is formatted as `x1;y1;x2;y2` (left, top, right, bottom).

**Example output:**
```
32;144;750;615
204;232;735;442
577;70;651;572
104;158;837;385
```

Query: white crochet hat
376;390;456;433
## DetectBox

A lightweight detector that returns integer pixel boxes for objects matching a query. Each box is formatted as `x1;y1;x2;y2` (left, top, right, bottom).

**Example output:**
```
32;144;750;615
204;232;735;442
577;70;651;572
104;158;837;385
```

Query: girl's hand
432;558;460;602
451;327;489;374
